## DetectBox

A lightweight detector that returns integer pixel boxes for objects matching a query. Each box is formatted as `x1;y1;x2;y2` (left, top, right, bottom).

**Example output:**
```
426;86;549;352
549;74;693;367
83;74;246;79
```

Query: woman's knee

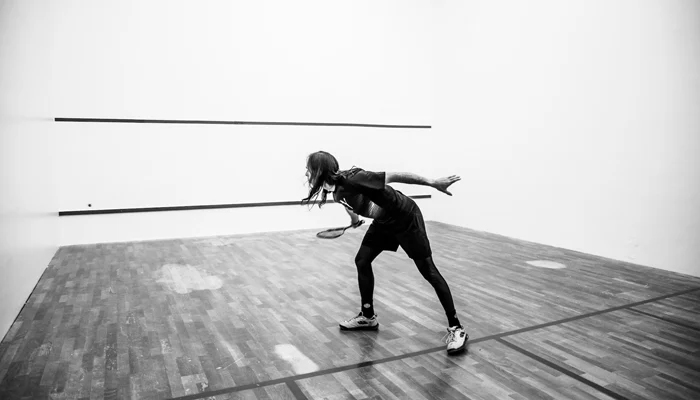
355;254;373;273
355;246;381;271
414;257;442;281
414;256;434;270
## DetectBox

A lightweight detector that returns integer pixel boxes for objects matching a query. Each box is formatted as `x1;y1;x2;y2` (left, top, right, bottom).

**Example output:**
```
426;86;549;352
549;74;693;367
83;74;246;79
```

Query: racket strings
316;220;364;239
317;228;346;239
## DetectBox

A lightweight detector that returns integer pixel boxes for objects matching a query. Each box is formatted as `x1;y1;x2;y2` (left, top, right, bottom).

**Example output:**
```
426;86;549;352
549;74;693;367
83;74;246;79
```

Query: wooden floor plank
0;221;698;399
631;291;700;330
503;309;700;400
295;339;616;400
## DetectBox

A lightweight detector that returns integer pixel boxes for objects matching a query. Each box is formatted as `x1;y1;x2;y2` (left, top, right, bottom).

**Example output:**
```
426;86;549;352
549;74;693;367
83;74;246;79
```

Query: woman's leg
413;256;461;328
355;244;384;317
395;203;462;328
414;255;468;354
339;244;385;330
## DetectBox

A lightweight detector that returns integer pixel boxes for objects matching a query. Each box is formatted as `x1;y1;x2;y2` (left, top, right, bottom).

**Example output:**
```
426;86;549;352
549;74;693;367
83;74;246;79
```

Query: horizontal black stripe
168;286;700;400
54;117;431;129
496;338;630;400
58;195;432;216
471;286;700;340
628;307;700;332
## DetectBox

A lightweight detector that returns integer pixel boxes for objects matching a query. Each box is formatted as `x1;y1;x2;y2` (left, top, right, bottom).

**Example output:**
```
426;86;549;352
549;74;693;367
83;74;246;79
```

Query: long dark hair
301;151;357;208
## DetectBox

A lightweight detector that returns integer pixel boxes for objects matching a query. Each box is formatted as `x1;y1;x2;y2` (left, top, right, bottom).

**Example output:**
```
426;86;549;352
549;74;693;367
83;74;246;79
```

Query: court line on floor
496;338;630;400
167;285;700;400
285;381;309;400
627;307;700;332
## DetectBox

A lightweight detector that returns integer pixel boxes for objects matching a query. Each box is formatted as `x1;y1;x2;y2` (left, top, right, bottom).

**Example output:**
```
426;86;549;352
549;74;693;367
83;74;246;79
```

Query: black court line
54;117;431;129
167;286;700;400
286;381;309;400
496;338;630;400
628;307;700;332
58;195;432;216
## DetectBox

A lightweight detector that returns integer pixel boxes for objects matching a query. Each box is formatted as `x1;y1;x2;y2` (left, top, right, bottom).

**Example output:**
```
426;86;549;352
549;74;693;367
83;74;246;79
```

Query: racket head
316;228;346;239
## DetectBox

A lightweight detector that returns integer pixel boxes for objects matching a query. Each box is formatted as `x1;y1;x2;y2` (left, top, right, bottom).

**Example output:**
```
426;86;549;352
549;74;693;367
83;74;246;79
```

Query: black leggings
355;245;458;325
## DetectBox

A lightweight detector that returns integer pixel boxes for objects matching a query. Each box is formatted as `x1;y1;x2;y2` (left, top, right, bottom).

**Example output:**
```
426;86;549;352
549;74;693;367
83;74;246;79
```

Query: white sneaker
444;326;468;354
339;312;379;331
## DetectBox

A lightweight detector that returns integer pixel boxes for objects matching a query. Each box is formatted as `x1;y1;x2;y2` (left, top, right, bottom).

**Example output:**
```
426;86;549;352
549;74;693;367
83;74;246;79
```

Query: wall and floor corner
0;1;59;338
2;0;700;342
430;0;700;278
1;0;439;343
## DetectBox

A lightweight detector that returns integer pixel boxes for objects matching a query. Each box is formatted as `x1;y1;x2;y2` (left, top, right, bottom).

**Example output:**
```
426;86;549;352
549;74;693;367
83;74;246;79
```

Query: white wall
432;0;700;277
0;1;59;338
56;124;439;244
50;0;440;244
51;0;433;124
4;0;698;344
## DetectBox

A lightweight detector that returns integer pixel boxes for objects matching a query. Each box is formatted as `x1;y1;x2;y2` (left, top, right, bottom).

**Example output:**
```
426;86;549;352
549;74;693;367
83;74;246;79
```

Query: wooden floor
1;221;699;399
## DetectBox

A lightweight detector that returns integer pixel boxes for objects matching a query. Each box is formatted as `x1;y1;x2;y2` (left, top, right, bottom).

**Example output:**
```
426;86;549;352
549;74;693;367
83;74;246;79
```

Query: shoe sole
339;324;379;331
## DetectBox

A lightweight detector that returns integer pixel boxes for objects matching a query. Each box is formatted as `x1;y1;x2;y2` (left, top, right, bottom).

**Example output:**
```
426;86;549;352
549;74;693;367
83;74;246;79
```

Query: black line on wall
54;117;431;129
58;195;432;216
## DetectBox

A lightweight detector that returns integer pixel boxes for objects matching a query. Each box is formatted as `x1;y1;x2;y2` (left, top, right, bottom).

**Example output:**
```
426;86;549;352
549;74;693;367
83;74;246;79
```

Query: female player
301;150;468;355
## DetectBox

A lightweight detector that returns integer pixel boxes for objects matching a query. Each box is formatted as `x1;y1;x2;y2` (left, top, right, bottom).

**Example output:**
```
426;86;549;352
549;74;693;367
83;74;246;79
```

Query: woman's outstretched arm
386;172;461;196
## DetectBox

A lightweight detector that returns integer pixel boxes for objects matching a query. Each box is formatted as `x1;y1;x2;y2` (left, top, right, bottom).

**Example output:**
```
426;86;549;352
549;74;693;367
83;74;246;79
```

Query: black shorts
361;201;432;260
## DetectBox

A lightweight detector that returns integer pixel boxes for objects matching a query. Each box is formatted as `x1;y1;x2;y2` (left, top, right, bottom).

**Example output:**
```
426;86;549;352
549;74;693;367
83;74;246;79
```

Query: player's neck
323;181;336;192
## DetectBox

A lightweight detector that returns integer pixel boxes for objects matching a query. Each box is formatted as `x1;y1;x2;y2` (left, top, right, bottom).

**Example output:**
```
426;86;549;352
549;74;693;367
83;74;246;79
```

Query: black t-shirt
332;168;413;223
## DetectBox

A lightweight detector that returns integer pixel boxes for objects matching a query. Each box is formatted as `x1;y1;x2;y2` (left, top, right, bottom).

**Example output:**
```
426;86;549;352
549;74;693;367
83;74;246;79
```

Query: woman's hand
432;175;461;196
351;219;364;228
